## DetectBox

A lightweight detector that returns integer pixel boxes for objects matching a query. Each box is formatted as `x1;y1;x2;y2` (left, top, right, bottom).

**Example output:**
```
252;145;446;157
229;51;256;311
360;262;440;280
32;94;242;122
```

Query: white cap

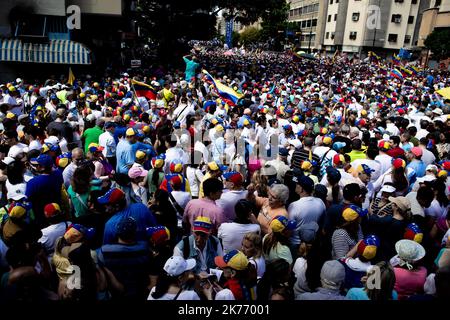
44;136;60;146
425;164;438;173
380;185;396;193
163;256;196;277
2;156;15;165
16;78;22;83
215;289;235;300
86;114;96;122
433;108;443;115
7;183;27;201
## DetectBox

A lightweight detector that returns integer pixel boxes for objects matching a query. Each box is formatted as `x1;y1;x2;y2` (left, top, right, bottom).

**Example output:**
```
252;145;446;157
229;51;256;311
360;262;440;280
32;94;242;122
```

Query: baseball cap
278;147;289;157
135;150;146;160
425;164;438;173
97;188;125;205
207;161;227;172
126;127;137;136
388;196;411;212
214;249;249;271
6;183;26;201
270;215;296;233
223;171;243;185
192;216;213;234
292;175;315;193
105;122;117;129
44;203;61;218
357;164;375;175
56;152;71;168
2;157;15;166
326;167;341;181
333;154;346;166
116;216;137;240
128;166;148;179
88;143;104;153
151;154;165;169
357;235;380;260
169;160;184;173
392;158;406;169
283;124;292;131
301;160;313;171
410;147;423;158
8;203;27;219
261;164;277;176
342;204;368;222
378;140;391;150
320;260;345;286
146;226;171;246
380;184;396;193
164;256;196;277
64;224;95;243
30;154;53;167
322;136;333;145
404;223;423;243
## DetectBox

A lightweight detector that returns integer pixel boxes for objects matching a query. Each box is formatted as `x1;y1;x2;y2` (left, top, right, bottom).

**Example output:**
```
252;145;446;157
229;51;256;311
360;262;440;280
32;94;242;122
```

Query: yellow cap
136;150;146;160
6;112;15;119
215;124;224;132
126;128;136;136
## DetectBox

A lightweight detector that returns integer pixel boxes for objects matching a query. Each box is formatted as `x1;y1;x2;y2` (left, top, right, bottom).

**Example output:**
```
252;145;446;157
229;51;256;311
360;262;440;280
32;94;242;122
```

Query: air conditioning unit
352;16;358;21
394;18;401;23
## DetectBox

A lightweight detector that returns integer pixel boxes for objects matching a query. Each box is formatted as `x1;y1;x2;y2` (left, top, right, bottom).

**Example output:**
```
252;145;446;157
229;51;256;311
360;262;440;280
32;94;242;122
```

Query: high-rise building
321;0;430;54
287;0;327;51
418;0;450;47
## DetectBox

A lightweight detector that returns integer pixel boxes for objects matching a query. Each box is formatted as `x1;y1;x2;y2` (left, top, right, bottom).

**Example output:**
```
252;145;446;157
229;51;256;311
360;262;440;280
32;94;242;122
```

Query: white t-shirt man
99;131;116;158
216;189;248;223
375;153;393;175
172;190;192;210
39;221;71;255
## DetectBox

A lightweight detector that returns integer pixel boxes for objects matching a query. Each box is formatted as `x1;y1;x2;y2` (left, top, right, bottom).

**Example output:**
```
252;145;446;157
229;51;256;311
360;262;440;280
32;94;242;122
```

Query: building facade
321;0;430;54
288;0;327;51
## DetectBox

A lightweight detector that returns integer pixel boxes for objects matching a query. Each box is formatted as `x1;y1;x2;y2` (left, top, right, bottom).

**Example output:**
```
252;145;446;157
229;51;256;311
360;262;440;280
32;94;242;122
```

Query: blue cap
279;147;289;157
359;164;375;175
332;142;346;151
30;154;53;167
173;121;181;129
105;121;117;129
292;175;314;193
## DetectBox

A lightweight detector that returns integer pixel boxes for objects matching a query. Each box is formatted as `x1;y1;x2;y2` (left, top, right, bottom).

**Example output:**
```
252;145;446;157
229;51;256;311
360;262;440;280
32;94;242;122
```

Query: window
404;35;411;44
412;0;418;3
435;0;441;7
388;33;398;42
331;32;335;39
330;0;333;4
391;14;401;23
301;20;306;28
394;0;404;3
312;19;317;27
408;16;414;24
306;20;311;28
349;31;357;40
326;32;330;39
336;0;339;2
328;15;331;22
314;4;319;12
334;14;337;21
352;12;360;21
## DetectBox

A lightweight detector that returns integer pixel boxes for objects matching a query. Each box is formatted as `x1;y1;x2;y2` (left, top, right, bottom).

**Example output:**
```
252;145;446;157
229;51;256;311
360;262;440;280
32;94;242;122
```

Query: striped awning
0;39;91;65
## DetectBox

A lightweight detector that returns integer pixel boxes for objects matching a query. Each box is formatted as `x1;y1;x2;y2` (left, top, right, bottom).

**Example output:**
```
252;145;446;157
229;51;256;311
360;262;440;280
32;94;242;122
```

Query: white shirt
416;129;429;140
172;191;192;209
218;222;261;254
350;159;382;182
375;153;393;175
186;167;204;198
147;287;200;300
98;131;116;158
165;147;189;174
288;196;326;245
216;189;248;223
173;102;195;126
249;256;266;279
420;146;436;166
39;221;71;255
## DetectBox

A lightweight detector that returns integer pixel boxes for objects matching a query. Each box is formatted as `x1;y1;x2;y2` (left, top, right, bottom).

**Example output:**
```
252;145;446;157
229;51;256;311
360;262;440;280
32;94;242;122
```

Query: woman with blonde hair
241;232;266;279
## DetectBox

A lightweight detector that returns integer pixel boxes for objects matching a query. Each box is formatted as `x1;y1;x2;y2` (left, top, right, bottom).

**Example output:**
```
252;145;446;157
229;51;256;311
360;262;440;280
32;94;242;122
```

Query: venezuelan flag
408;65;420;75
392;54;401;65
368;51;381;61
391;68;404;80
399;65;413;76
202;70;243;106
131;79;157;101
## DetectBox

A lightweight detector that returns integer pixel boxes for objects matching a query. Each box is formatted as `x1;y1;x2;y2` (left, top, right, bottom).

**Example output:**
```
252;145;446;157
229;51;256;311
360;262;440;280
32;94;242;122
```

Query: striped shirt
291;148;320;171
331;227;364;259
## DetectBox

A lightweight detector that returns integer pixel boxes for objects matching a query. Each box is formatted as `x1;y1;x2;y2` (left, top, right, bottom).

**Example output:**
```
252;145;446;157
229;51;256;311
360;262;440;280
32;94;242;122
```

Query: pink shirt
394;266;427;300
183;198;224;234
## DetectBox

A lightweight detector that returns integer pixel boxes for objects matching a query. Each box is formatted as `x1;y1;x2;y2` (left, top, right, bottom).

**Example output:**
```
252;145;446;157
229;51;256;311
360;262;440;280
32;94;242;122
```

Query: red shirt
387;147;405;159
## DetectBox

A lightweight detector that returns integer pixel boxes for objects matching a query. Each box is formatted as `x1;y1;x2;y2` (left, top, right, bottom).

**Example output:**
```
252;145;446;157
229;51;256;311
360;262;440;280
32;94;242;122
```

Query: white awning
0;39;91;65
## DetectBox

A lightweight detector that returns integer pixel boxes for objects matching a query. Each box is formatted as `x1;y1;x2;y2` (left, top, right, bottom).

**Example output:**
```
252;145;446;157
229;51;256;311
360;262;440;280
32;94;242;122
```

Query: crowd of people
0;44;449;302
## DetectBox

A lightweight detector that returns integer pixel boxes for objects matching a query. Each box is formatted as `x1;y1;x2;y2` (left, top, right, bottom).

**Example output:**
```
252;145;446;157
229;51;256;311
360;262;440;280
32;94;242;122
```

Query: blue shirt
116;139;135;174
184;57;199;81
103;203;157;245
407;160;426;178
346;287;398;300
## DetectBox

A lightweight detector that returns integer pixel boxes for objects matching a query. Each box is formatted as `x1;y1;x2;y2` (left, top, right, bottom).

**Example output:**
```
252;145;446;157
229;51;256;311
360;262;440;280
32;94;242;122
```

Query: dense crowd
0;45;449;302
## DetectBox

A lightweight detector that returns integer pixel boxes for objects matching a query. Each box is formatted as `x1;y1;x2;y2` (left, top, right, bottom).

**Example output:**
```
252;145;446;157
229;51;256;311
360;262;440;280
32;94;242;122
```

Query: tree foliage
424;29;450;61
239;27;261;45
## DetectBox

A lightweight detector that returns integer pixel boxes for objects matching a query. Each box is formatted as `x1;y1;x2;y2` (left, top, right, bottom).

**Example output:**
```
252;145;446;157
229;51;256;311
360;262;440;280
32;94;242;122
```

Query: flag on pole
130;79;157;100
399;65;413;76
68;67;75;85
202;70;243;106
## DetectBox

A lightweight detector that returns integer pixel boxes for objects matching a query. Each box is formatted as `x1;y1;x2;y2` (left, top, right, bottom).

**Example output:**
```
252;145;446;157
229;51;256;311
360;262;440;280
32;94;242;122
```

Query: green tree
424;29;450;61
239;27;261;45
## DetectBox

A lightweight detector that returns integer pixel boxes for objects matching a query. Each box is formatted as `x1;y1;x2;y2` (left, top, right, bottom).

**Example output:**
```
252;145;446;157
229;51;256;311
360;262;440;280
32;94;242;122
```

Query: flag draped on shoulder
202;70;243;106
131;79;157;100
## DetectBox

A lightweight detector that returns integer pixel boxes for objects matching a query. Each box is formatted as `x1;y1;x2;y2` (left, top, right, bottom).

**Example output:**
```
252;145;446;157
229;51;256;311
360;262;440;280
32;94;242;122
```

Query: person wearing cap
313;134;338;178
372;158;410;198
392;239;427;300
98;121;117;168
81;117;103;154
1;202;40;246
116;127;138;174
346;139;367;163
146;225;173;288
100;187;157;245
297;260;347;300
375;140;393;175
340;235;380;290
25;154;63;228
127;166;148;205
148;255;200;300
182;178;224;234
198;161;226;199
97;216;151;300
163;134;188;175
265;148;291;183
210;249;256;301
86;143;110;182
288;175;325;256
216;171;248;223
406;146;426;178
262;216;296;265
174;216;223;274
147;154;166;197
38;203;71;256
350;147;382;183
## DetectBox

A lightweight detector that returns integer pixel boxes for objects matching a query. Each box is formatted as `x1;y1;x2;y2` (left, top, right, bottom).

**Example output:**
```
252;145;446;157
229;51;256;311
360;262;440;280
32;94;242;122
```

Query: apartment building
288;0;327;51
322;0;429;54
